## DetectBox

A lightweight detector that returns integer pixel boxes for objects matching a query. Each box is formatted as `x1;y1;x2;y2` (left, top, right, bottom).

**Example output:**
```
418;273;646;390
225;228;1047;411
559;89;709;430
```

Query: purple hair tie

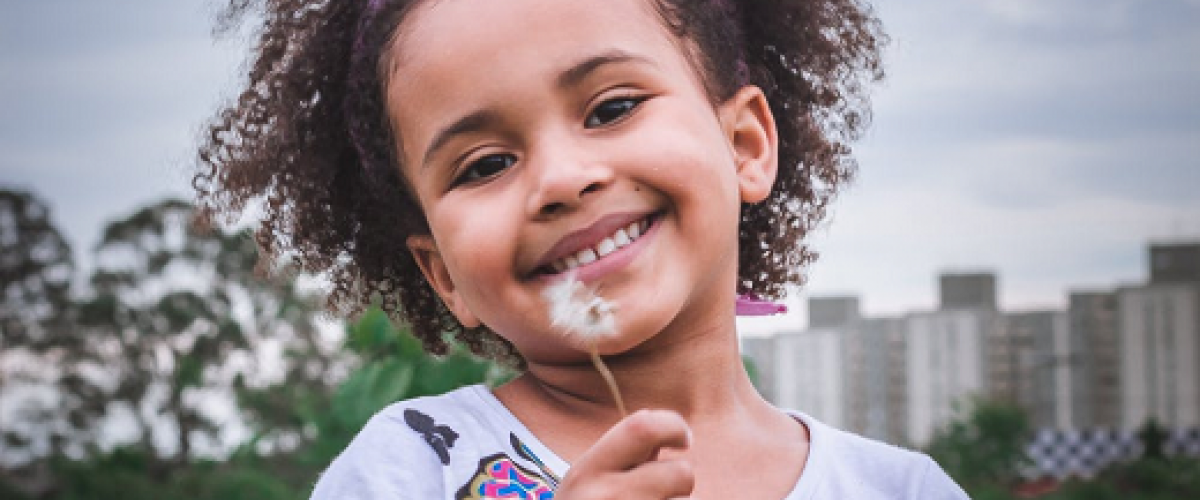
353;0;387;55
736;294;787;316
346;0;388;171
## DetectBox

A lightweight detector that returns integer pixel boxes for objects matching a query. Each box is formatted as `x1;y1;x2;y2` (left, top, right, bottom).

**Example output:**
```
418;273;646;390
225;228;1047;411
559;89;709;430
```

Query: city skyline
739;239;1196;336
744;242;1200;471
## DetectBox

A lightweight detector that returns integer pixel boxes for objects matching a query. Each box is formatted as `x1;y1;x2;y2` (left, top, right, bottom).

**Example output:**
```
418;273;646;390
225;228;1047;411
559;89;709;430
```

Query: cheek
625;115;740;208
426;195;537;324
430;205;508;278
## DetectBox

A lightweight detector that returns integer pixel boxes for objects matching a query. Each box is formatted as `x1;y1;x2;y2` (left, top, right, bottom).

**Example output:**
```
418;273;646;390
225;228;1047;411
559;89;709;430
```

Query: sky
2;0;1198;335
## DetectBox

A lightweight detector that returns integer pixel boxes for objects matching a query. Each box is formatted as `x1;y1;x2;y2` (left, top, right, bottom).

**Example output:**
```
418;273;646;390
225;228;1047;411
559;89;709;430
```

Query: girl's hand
557;409;695;499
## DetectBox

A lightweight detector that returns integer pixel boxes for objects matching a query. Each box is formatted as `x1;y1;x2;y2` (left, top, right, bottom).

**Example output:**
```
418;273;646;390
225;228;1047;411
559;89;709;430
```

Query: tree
1137;418;1167;461
71;199;338;470
925;397;1031;497
16;308;502;500
1;193;503;499
0;188;74;347
0;188;76;462
1;197;340;498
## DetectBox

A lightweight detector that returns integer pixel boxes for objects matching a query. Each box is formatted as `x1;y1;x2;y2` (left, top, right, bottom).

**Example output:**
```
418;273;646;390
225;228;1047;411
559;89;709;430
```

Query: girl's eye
454;153;516;187
585;96;646;128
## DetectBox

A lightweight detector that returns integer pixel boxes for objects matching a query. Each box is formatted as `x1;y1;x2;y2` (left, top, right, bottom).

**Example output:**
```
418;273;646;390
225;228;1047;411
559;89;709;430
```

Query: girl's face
389;0;777;363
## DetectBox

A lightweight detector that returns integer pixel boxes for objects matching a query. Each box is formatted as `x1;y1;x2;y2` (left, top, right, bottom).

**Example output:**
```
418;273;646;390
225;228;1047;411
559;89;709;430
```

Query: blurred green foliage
2;308;499;500
926;397;1032;495
927;398;1200;499
1040;456;1200;500
0;189;500;499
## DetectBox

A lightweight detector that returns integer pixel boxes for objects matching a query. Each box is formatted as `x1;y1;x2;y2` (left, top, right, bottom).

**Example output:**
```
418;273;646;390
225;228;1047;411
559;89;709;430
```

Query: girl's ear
720;86;779;204
407;235;482;328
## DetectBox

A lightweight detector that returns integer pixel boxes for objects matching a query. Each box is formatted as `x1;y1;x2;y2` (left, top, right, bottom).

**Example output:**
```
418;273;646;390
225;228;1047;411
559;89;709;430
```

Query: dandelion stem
590;347;626;417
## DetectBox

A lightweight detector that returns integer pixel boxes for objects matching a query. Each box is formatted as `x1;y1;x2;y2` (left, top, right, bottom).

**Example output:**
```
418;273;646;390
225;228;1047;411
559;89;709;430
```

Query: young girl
197;0;966;497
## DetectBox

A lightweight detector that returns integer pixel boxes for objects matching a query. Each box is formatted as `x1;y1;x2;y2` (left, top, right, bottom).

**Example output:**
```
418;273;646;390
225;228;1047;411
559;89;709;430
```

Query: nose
525;141;614;219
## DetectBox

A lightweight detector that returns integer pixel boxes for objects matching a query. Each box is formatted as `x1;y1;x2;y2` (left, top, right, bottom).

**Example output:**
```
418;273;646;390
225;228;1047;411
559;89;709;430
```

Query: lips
549;218;650;273
532;212;659;277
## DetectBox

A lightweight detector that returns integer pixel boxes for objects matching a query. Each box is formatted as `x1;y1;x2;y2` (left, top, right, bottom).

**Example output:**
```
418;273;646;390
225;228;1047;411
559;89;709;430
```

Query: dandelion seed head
543;273;616;340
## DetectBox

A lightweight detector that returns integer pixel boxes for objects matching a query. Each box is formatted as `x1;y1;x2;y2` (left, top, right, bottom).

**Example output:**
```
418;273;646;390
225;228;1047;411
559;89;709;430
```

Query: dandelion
543;273;626;416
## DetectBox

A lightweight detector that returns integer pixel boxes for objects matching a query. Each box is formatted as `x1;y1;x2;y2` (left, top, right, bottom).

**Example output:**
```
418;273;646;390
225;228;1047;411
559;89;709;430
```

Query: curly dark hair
195;0;885;366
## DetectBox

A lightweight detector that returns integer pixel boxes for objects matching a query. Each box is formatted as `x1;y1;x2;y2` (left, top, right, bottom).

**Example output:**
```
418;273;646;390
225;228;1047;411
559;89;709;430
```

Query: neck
512;303;767;425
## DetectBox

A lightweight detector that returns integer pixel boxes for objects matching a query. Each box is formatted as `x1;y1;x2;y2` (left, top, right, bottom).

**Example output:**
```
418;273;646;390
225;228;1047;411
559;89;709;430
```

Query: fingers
560;460;694;500
619;457;694;499
558;409;695;499
580;409;691;472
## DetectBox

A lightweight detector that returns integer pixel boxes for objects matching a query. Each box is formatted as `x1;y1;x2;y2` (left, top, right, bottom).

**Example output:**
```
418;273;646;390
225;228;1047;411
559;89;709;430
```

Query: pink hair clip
736;294;787;316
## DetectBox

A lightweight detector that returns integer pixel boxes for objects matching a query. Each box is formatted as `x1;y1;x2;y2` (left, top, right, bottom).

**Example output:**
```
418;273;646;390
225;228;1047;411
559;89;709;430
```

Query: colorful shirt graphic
456;453;555;500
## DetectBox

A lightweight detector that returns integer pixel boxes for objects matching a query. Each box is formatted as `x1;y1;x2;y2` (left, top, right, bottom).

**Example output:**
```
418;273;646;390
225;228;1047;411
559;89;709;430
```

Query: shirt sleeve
309;410;446;499
913;456;970;500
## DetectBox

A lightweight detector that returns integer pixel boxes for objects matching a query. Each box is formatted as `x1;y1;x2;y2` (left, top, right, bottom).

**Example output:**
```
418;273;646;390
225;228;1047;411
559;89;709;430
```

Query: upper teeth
551;219;648;273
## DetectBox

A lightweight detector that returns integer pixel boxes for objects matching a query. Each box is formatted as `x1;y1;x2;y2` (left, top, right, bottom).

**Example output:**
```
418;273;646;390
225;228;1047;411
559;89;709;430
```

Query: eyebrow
421;109;500;168
420;49;653;168
556;49;651;90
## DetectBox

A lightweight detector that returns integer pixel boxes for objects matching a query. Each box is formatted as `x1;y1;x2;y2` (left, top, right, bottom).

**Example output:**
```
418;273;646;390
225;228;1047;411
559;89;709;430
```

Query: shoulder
309;385;502;499
791;412;968;499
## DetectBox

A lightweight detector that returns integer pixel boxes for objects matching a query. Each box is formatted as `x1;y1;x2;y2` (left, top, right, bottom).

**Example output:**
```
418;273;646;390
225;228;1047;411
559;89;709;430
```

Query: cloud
0;0;244;257
791;0;1200;320
872;0;1200;139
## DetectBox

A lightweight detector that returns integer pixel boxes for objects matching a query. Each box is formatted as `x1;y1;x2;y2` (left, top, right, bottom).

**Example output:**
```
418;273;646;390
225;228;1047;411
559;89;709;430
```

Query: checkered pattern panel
1024;428;1139;479
1019;427;1200;479
1166;427;1200;457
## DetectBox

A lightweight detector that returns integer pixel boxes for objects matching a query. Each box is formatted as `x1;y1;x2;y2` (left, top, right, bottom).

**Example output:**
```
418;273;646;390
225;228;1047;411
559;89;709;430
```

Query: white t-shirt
309;385;968;499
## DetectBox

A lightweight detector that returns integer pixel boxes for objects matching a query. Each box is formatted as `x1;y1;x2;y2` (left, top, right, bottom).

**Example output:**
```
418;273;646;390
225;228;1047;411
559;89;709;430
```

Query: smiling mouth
536;214;657;276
